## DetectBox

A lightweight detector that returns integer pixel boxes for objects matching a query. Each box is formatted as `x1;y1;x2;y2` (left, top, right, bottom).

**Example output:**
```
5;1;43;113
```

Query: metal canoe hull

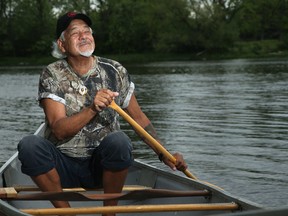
0;124;262;216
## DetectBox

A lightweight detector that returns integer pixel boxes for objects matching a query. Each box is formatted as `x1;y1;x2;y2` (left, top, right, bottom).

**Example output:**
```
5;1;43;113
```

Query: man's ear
57;39;66;53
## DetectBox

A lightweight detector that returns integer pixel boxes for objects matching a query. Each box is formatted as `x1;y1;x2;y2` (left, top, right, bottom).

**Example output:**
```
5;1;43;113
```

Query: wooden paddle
22;203;239;215
108;101;198;180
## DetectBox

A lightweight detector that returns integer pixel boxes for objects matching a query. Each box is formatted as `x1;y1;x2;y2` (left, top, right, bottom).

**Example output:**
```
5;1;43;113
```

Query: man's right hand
92;89;119;112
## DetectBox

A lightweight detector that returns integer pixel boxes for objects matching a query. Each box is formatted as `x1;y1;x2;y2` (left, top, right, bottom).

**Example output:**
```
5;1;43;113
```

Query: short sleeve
38;63;66;106
112;63;134;109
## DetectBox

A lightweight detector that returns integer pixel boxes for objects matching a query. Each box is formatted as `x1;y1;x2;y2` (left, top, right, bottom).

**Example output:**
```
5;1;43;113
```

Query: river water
0;58;287;208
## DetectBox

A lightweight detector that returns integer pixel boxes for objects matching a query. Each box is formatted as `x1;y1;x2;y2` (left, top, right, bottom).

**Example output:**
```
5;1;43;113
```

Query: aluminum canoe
0;123;263;216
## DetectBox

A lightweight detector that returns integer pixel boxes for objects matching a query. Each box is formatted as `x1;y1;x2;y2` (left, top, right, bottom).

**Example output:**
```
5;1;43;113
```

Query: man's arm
41;98;97;140
124;94;160;152
41;89;119;140
124;94;187;171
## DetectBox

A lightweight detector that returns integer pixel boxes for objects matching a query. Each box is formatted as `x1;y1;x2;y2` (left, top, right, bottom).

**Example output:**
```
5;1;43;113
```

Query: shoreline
0;51;287;67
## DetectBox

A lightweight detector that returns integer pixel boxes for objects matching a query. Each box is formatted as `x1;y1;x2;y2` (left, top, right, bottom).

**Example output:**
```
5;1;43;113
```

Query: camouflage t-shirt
38;56;134;158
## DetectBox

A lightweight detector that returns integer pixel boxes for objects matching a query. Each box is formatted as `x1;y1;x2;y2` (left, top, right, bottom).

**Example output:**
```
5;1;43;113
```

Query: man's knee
104;131;132;154
18;135;43;155
100;131;133;170
17;135;56;176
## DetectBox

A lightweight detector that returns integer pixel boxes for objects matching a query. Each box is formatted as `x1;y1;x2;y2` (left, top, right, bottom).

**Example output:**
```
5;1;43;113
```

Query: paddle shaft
22;203;239;215
109;101;198;180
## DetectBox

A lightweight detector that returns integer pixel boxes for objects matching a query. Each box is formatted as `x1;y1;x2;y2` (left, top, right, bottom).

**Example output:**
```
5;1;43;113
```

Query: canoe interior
0;124;262;216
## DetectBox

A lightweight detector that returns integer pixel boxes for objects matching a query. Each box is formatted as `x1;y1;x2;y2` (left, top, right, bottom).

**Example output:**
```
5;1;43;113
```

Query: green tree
0;0;17;56
1;0;54;56
95;0;194;54
236;0;288;41
51;0;97;16
95;0;153;54
186;0;241;53
1;0;288;58
147;0;193;53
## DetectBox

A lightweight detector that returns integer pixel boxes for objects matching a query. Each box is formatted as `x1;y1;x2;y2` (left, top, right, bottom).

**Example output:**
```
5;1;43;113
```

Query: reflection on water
0;59;288;208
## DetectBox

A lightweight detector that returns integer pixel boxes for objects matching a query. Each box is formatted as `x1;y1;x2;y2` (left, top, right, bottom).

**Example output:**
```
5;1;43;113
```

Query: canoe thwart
0;187;17;198
1;188;210;201
11;184;151;192
21;202;239;215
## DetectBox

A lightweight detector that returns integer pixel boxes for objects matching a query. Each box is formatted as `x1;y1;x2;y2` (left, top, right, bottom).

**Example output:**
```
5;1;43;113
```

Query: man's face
59;19;95;57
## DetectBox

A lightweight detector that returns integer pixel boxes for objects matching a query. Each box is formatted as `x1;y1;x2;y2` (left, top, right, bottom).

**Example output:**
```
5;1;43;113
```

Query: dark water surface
0;59;287;208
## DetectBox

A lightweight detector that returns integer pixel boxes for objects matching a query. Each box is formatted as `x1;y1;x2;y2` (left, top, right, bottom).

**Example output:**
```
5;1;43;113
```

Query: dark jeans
17;131;133;188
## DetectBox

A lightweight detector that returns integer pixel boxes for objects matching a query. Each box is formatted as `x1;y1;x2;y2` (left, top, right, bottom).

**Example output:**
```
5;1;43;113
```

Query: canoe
0;123;263;216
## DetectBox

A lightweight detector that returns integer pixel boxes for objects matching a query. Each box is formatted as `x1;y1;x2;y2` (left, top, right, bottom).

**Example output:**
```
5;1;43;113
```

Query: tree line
1;0;288;58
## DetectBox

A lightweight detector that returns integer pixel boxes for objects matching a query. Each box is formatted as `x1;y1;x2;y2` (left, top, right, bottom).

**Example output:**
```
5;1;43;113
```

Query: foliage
0;0;288;58
235;0;288;40
230;40;284;57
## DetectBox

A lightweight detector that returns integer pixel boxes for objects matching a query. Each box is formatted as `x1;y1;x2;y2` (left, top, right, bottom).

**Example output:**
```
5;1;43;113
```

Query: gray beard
79;49;94;57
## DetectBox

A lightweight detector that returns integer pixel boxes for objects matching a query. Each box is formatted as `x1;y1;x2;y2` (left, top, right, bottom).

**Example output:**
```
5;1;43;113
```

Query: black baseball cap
56;12;92;39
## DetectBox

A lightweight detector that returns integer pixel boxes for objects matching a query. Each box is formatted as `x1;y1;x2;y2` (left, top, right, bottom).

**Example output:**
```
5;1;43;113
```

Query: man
18;12;187;215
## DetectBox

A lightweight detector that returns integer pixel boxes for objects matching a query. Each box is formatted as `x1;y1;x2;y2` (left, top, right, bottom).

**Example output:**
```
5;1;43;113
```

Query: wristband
158;153;164;162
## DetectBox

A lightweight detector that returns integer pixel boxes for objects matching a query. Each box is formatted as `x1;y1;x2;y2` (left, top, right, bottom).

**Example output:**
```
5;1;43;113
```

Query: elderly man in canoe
17;11;187;216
